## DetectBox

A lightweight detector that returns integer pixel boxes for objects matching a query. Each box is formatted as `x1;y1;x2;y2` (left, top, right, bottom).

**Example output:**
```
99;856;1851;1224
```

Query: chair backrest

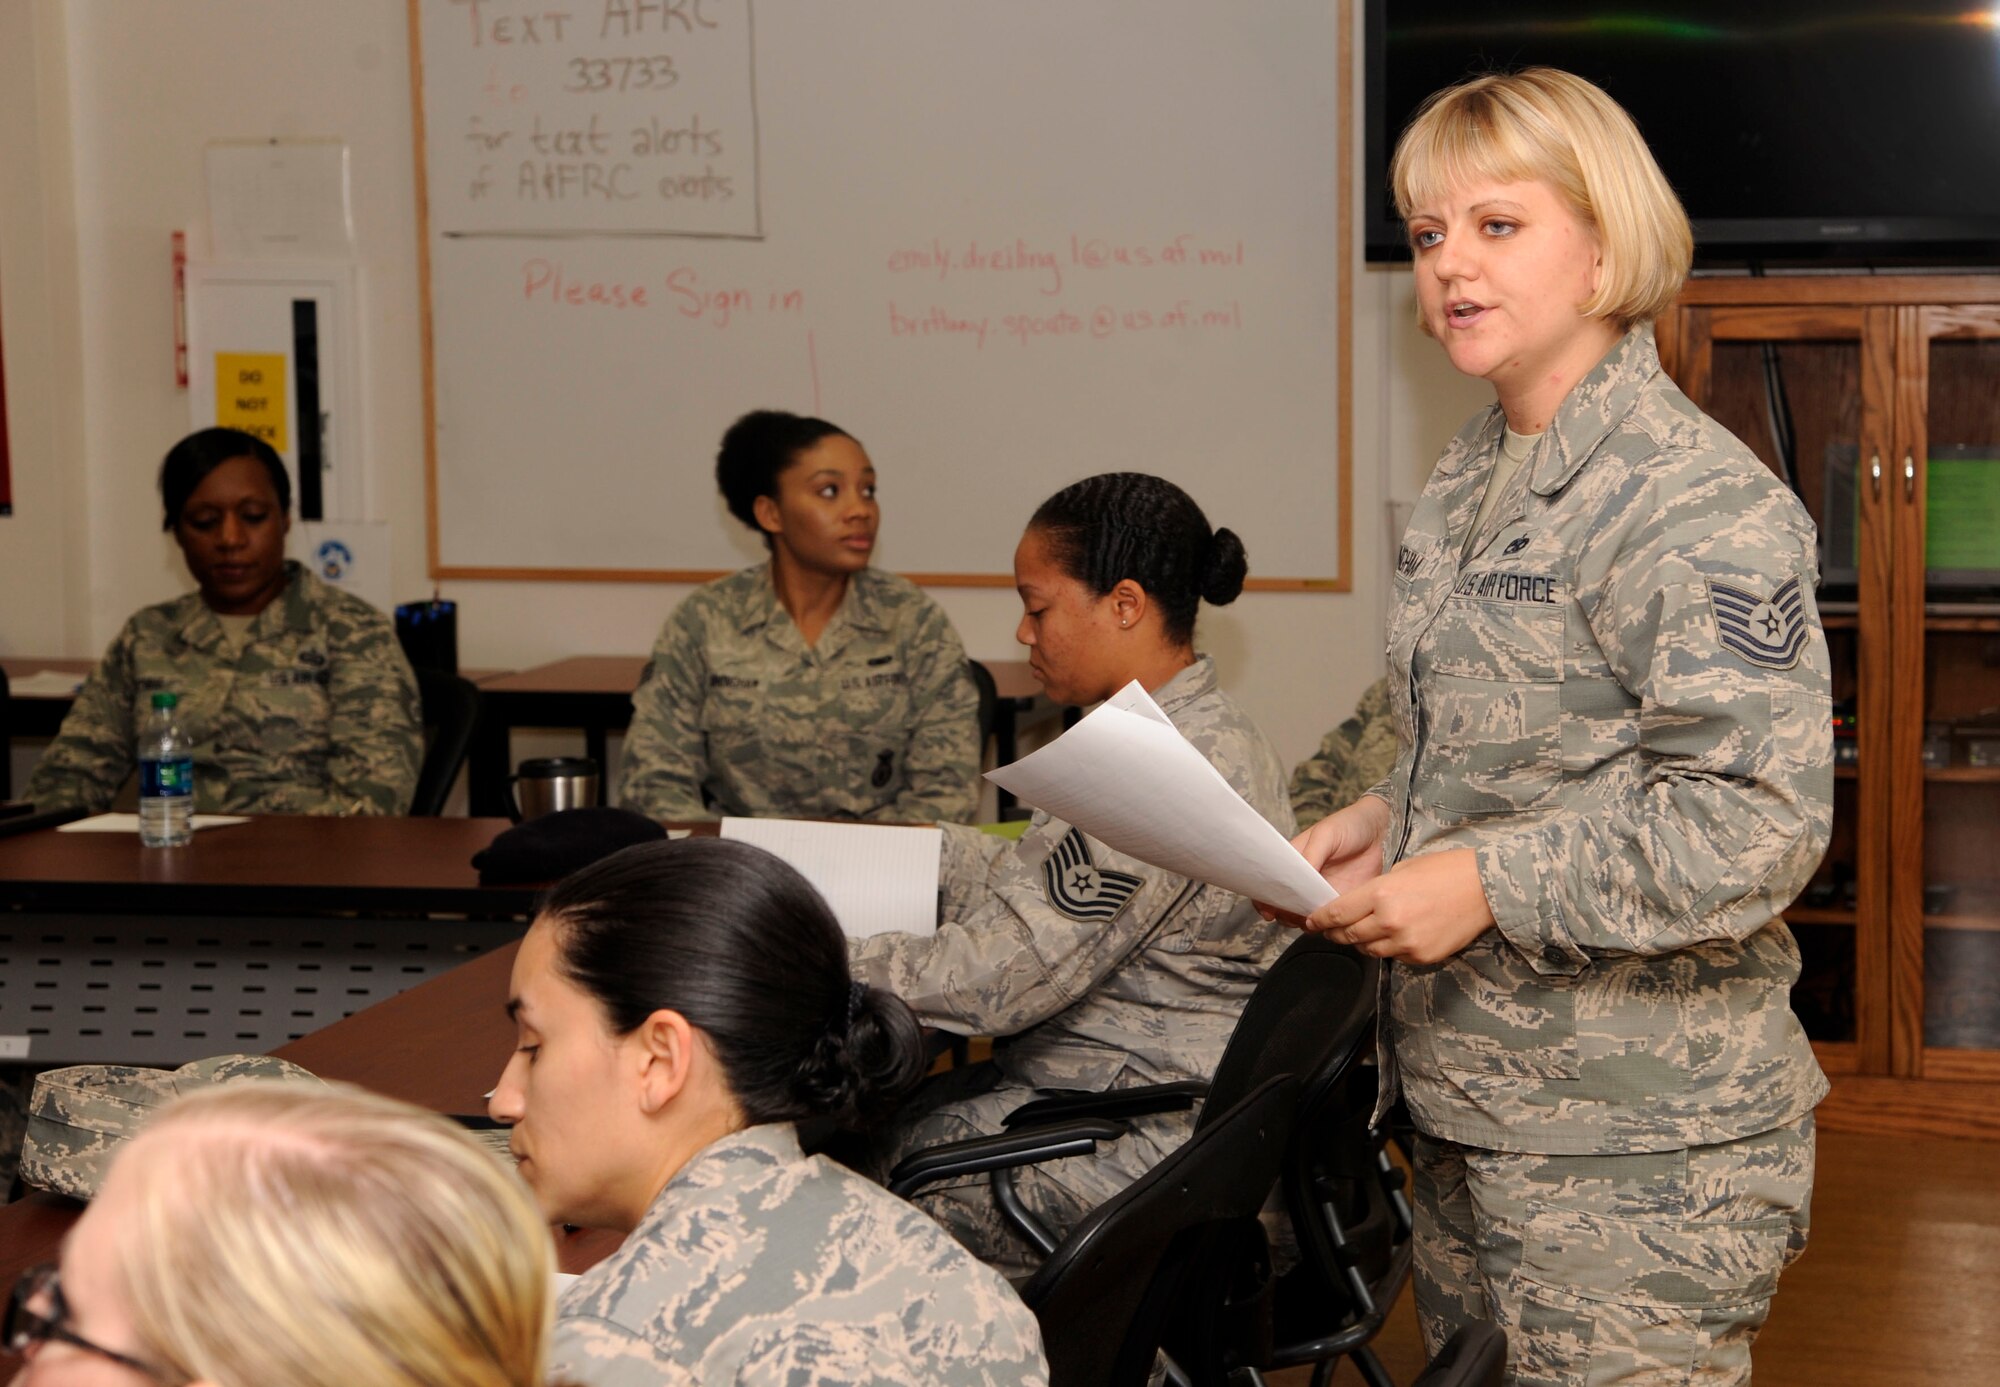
410;668;482;817
967;658;999;750
1201;932;1379;1131
1020;1075;1299;1387
1412;1323;1507;1387
1263;941;1413;1376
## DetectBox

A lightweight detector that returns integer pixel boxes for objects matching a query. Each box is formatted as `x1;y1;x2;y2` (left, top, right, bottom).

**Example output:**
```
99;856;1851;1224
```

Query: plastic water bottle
138;691;194;847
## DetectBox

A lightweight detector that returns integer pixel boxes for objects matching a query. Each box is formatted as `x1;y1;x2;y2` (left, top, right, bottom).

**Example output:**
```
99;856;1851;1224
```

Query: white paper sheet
718;818;941;939
8;671;88;697
57;814;252;833
985;680;1335;918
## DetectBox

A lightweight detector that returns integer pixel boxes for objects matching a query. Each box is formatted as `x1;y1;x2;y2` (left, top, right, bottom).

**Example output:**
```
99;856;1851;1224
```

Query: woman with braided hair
487;837;1047;1386
851;472;1294;1277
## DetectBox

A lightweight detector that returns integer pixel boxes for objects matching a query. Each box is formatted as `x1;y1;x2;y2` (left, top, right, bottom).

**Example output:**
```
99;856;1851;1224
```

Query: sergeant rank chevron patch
1709;575;1809;670
1042;828;1144;922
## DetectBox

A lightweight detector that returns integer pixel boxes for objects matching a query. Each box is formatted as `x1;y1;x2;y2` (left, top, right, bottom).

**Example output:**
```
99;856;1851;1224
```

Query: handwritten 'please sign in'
424;0;761;239
409;0;1350;584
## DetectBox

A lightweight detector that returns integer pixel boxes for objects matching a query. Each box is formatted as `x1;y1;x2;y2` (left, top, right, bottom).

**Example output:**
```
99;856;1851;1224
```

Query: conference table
0;816;536;1068
465;654;1062;818
0;935;630;1375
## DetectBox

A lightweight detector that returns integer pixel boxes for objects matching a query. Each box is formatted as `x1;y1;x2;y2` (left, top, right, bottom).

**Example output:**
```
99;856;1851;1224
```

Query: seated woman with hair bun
850;472;1293;1277
618;409;981;824
488;836;1048;1387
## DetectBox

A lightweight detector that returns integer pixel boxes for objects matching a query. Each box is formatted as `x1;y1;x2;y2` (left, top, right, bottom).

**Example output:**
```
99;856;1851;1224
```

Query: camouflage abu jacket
851;657;1293;1094
23;562;420;816
618;564;981;824
1291;674;1399;823
549;1122;1049;1387
1377;325;1832;1155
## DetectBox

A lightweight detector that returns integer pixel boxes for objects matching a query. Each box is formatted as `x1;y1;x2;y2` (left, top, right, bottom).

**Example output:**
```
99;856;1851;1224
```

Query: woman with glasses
6;1083;558;1387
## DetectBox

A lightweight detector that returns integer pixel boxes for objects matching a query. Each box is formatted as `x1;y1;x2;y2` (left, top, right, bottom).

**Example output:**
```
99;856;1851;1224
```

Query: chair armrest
1000;1079;1209;1129
887;1117;1128;1198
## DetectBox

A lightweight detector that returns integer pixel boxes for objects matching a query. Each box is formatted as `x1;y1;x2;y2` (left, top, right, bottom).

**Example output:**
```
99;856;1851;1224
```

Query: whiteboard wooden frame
409;0;1352;593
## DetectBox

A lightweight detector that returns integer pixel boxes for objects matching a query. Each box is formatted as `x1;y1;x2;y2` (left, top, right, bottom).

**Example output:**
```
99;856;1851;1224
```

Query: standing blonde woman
1288;70;1831;1384
5;1084;558;1387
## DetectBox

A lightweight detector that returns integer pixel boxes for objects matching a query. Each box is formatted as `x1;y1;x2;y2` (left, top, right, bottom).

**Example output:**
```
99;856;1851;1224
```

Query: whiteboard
411;0;1350;586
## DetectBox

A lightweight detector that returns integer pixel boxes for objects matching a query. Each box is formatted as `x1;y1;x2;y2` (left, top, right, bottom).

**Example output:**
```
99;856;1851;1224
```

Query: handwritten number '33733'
565;56;678;94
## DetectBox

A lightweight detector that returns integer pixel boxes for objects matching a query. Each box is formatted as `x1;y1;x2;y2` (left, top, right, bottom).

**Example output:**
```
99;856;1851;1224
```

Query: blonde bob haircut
1390;67;1693;329
107;1083;558;1387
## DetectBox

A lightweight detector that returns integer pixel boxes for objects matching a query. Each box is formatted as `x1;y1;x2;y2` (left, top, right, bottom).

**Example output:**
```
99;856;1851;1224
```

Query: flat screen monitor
1365;3;2000;266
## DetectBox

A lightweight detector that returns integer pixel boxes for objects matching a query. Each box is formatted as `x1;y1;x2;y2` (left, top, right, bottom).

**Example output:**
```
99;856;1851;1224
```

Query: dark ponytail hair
715;410;857;544
538;837;925;1128
1029;472;1247;645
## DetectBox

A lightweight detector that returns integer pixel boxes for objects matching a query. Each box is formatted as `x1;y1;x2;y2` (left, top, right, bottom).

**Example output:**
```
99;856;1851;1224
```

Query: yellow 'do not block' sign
213;352;288;451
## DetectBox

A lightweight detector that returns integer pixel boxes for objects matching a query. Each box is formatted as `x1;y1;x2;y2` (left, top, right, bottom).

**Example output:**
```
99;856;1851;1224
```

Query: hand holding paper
985;681;1334;918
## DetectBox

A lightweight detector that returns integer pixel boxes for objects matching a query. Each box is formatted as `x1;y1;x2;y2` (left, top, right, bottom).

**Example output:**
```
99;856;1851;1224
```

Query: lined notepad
719;818;941;939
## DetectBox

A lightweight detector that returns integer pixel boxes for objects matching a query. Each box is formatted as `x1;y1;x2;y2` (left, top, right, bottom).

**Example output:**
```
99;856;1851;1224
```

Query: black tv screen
1365;3;2000;265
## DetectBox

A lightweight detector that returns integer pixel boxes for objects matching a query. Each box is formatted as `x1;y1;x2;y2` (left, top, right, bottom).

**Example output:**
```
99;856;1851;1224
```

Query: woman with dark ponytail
850;472;1293;1277
488;837;1048;1386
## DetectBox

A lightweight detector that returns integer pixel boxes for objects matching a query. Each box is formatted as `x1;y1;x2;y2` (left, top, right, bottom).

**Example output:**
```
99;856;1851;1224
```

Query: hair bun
1200;527;1248;606
790;983;926;1128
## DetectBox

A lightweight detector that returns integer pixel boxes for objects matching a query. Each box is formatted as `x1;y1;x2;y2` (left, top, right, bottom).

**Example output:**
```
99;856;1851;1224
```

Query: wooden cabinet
1659;276;2000;1138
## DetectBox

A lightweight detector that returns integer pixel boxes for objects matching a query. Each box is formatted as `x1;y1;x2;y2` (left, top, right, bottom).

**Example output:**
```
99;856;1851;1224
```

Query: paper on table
719;818;941;939
57;814;252;833
985;680;1336;919
8;671;88;697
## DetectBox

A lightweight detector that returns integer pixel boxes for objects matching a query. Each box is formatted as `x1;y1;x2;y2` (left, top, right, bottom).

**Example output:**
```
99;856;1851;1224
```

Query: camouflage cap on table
20;1054;321;1199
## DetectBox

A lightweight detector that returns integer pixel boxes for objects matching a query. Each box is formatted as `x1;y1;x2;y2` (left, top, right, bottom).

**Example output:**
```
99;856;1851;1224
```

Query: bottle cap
151;692;178;710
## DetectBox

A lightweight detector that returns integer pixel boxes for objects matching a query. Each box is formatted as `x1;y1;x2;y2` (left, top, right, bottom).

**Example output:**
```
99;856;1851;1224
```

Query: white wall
1;1;1493;779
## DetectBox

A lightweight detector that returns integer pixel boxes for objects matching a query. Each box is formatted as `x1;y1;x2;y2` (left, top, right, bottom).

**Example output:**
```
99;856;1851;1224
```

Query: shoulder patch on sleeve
1042;828;1144;922
1709;575;1810;670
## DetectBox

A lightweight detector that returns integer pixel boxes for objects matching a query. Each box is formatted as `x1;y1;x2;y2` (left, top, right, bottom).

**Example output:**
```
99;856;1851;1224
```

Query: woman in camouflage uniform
852;473;1293;1278
22;426;420;816
6;1083;559;1387
618;410;981;824
488;838;1049;1387
1290;71;1831;1385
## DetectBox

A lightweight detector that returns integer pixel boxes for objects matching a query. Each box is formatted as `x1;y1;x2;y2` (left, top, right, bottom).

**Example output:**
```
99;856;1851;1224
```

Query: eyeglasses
4;1263;174;1380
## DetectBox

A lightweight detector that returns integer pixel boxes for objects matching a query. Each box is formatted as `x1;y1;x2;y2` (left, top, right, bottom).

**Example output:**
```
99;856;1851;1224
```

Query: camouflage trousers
862;1060;1191;1281
1411;1115;1814;1386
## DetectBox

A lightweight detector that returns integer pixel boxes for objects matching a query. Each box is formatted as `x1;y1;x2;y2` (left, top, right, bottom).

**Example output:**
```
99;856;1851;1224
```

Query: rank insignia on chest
1043;828;1143;922
1709;575;1809;670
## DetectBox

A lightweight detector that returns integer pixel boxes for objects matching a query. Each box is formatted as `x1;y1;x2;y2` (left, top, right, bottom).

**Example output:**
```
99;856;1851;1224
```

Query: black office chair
410;668;482;817
990;931;1414;1387
1410;1323;1506;1387
892;934;1378;1254
968;657;1000;753
1263;1048;1415;1387
1018;1075;1299;1387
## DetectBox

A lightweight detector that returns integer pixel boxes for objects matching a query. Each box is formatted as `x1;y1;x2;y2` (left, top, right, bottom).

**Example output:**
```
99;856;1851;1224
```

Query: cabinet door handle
1904;453;1916;500
1870;452;1883;500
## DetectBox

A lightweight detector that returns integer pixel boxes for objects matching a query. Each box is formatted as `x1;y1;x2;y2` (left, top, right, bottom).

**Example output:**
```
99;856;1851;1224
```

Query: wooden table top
0;936;626;1352
476;654;1045;702
0;657;95;698
476;655;648;695
0;815;536;916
